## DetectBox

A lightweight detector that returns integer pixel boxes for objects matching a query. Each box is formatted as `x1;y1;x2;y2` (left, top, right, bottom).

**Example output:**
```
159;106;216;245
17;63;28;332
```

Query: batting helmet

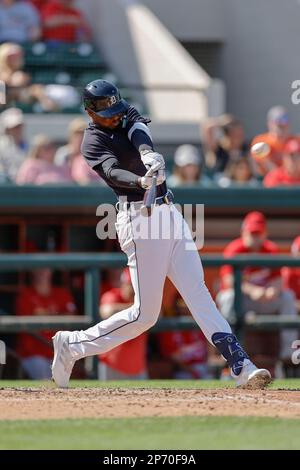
83;79;129;118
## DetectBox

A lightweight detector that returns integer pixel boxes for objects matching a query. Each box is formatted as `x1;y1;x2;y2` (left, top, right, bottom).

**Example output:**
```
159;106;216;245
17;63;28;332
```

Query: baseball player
52;80;271;388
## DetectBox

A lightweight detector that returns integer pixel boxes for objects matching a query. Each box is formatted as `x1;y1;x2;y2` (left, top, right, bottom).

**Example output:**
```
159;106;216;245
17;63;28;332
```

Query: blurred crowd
1;104;300;188
0;3;299;188
0;0;91;44
168;105;300;189
0;0;92;112
0;108;102;184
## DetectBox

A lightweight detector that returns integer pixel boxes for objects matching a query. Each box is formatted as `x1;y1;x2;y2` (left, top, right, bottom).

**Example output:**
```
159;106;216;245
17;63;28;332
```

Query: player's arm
96;158;163;190
83;127;163;189
83;135;143;189
127;119;165;177
94;157;142;189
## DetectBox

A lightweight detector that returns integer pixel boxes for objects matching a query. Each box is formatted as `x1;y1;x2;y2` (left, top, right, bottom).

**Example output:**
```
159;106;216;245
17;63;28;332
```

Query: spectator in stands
203;114;249;174
283;236;300;313
264;138;300;187
101;268;123;295
167;144;212;187
216;157;259;188
55;117;101;184
16;268;77;379
0;42;30;91
71;153;103;185
0;107;28;182
16;134;72;184
216;211;298;376
157;299;209;379
0;42;58;111
41;0;91;44
251;106;296;176
29;0;44;12
98;268;148;380
55;118;86;166
0;0;41;44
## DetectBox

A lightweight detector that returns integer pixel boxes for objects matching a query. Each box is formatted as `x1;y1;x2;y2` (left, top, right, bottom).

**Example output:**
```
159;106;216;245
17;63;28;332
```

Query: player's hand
139;171;166;189
145;166;166;185
140;150;165;173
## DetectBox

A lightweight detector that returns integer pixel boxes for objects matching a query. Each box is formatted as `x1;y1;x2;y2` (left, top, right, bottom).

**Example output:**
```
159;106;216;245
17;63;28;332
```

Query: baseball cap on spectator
242;211;266;234
283;138;300;154
291;236;300;255
1;108;24;129
174;145;202;167
267;106;289;125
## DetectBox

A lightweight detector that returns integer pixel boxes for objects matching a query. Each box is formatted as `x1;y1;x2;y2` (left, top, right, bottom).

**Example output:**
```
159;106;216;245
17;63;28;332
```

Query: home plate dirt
0;387;299;420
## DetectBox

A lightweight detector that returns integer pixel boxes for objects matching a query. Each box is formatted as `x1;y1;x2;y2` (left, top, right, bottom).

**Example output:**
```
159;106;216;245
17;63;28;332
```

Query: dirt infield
0;387;299;420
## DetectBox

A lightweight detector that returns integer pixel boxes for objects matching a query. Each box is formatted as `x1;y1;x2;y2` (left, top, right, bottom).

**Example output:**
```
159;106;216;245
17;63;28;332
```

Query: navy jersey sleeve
95;158;140;189
81;127;141;189
125;107;154;153
81;130;114;169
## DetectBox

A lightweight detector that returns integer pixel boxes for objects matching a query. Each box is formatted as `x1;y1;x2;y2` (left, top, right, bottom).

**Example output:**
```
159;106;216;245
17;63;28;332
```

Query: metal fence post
84;268;100;379
84;268;100;323
233;266;244;340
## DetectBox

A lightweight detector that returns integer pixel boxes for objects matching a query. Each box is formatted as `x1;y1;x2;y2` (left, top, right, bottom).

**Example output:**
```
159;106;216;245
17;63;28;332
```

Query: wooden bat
140;174;157;216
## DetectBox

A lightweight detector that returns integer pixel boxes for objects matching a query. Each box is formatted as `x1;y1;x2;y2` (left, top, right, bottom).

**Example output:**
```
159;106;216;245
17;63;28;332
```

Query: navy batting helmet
83;79;129;118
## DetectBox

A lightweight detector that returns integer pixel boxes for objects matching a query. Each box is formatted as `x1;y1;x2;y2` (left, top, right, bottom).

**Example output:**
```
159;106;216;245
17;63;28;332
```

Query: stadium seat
19;43;137;113
31;70;72;85
24;42;104;69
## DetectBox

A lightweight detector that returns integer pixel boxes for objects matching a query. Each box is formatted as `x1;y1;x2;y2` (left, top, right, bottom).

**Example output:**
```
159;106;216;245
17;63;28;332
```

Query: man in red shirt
264;138;300;187
16;268;77;379
283;236;300;312
217;211;298;375
158;307;209;379
41;0;91;43
98;268;147;380
29;0;44;12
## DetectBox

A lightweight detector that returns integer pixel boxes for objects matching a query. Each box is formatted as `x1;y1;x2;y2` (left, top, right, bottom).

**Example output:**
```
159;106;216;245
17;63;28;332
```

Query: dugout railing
1;185;300;209
0;253;300;335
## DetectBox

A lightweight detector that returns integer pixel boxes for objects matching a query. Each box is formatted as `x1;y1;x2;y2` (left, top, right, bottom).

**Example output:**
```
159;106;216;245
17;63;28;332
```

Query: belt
117;189;174;211
154;189;174;206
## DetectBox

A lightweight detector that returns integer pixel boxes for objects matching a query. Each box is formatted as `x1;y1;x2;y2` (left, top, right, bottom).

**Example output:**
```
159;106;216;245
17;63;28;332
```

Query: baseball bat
140;174;157;216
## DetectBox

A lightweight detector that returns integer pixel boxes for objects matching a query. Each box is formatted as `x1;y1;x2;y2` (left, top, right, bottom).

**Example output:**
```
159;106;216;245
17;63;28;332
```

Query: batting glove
140;150;165;173
139;171;166;189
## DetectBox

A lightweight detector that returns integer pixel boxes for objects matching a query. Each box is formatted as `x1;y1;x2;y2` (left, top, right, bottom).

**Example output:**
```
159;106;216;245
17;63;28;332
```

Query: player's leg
52;206;171;387
66;261;165;357
167;227;232;340
167;207;271;388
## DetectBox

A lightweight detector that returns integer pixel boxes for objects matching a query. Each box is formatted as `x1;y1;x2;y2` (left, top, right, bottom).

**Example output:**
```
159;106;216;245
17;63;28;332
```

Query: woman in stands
16;134;72;185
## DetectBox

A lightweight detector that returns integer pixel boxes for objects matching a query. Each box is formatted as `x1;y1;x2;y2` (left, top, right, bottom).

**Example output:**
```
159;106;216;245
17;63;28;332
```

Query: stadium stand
0;40;132;113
